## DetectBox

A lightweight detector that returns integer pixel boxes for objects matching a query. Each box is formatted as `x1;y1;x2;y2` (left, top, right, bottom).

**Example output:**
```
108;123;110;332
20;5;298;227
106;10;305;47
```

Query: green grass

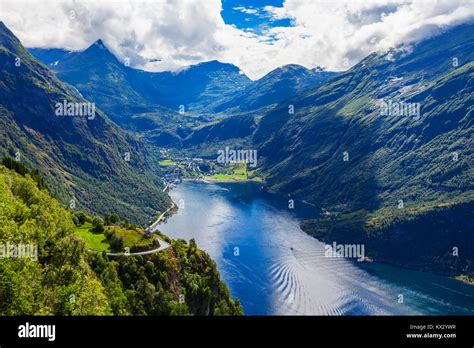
206;163;251;182
106;226;154;249
75;223;155;252
208;173;247;182
75;223;111;252
159;159;177;166
233;164;247;176
108;226;155;249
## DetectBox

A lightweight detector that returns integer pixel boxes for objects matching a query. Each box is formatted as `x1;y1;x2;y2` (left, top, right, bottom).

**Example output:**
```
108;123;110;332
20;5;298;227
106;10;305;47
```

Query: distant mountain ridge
132;59;252;111
29;42;251;118
211;64;338;113
29;41;338;123
32;39;155;121
29;40;339;152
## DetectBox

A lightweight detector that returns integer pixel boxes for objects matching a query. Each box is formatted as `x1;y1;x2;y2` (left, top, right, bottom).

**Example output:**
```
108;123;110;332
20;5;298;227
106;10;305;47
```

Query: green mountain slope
253;23;474;275
0;21;170;223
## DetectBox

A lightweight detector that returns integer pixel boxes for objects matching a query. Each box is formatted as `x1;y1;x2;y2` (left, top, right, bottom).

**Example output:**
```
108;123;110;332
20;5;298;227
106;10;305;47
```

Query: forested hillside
0;165;242;315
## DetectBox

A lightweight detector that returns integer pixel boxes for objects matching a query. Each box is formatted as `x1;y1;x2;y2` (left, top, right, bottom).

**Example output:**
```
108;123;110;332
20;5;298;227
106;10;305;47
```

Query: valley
0;14;473;317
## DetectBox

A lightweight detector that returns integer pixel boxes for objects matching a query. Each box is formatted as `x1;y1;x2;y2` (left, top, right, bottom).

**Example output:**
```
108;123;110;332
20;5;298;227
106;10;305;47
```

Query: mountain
30;40;158;123
33;41;200;140
253;23;474;275
0;21;171;223
212;64;337;113
166;65;336;151
132;60;252;111
29;44;251;118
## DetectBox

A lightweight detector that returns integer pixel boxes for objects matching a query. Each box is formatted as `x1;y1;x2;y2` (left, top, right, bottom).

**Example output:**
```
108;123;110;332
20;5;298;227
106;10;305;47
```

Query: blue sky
221;0;292;36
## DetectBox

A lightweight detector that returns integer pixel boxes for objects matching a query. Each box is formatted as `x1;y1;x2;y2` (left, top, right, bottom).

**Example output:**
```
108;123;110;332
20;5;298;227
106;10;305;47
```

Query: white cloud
260;0;474;73
233;6;259;15
0;0;473;80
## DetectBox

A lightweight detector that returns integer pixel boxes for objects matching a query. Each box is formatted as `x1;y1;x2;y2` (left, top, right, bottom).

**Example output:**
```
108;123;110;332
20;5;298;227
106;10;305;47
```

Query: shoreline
301;223;474;287
183;176;263;184
456;275;474;285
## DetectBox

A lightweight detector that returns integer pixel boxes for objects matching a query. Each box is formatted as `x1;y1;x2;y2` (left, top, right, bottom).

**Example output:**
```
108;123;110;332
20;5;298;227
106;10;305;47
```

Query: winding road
87;203;176;257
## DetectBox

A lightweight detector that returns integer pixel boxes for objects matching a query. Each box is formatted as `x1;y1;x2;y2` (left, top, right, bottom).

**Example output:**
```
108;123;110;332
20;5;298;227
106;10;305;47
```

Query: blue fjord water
160;181;474;315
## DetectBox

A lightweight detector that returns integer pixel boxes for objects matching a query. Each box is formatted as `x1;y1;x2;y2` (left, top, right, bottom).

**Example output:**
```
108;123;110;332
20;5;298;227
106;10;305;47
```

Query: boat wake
268;247;401;315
